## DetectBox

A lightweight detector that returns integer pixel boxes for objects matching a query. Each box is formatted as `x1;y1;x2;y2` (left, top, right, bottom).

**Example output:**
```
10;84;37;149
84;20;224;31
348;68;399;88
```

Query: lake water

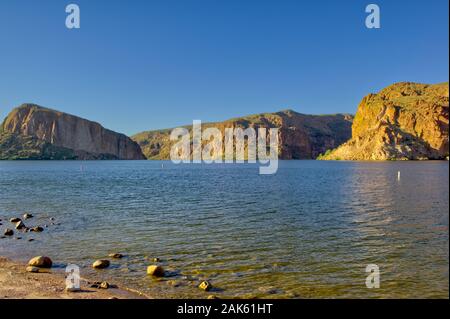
0;160;448;298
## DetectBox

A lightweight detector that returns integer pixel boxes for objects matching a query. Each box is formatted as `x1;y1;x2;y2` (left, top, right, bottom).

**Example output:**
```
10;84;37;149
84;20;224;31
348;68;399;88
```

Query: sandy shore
0;256;147;299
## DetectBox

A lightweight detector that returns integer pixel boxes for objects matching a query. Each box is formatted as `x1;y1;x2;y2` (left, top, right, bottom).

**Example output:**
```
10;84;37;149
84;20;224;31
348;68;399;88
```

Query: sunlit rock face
1;104;146;160
132;109;354;160
320;82;449;160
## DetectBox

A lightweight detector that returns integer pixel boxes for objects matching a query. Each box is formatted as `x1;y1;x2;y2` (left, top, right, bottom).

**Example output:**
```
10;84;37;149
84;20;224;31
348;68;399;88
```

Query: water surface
0;161;448;298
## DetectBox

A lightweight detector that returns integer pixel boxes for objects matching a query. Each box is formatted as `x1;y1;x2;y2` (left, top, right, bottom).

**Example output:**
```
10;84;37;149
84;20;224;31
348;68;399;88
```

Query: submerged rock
147;265;165;277
93;260;110;269
108;253;124;259
28;256;53;268
30;226;44;232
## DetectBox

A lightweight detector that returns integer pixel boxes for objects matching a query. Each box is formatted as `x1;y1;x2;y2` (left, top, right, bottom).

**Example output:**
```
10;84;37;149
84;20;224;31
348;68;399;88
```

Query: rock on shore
28;256;53;268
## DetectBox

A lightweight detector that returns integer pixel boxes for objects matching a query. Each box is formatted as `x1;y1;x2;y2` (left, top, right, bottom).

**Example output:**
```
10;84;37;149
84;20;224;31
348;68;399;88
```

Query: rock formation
0;104;146;160
319;82;449;160
132;110;354;160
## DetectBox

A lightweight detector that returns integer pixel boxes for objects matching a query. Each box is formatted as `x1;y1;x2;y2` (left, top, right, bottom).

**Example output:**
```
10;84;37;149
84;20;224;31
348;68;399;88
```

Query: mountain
318;82;449;160
132;110;354;160
0;104;146;160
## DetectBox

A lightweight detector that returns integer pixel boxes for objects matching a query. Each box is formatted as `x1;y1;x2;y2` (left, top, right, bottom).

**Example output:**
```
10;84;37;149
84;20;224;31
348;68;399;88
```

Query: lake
0;160;448;298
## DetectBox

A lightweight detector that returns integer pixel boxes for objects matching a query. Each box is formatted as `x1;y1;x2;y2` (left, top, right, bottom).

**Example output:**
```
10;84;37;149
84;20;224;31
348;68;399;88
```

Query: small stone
108;253;124;259
26;266;41;273
30;226;44;232
23;213;33;219
15;221;26;230
90;284;100;289
146;265;165;277
15;237;22;240
50;217;55;221
100;282;110;289
199;281;212;291
28;256;53;268
152;257;161;262
92;260;110;269
207;295;219;299
10;217;21;223
28;238;35;242
4;229;14;236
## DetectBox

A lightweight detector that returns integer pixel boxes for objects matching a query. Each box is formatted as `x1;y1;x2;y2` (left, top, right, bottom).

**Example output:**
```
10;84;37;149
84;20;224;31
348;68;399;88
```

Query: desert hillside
132;110;354;160
319;82;449;160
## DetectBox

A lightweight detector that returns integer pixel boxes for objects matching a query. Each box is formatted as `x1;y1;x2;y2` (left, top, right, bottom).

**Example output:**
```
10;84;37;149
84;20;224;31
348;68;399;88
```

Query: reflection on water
0;161;448;298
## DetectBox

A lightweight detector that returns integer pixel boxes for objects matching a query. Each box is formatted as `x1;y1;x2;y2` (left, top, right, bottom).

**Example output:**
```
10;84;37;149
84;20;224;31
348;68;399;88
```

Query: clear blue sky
0;0;448;136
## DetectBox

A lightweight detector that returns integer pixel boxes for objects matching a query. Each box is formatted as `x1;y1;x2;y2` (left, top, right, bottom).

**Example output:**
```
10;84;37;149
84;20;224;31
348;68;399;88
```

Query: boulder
23;213;33;219
28;256;53;268
4;229;14;236
10;217;21;223
92;260;110;269
146;265;165;277
30;226;44;232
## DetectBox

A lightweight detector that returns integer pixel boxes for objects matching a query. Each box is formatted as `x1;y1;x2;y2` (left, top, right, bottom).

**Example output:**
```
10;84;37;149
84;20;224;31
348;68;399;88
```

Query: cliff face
132;110;354;160
0;104;146;160
319;82;449;160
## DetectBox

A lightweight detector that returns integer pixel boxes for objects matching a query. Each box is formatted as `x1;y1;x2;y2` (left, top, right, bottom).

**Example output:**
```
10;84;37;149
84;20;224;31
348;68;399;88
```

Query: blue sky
0;0;448;135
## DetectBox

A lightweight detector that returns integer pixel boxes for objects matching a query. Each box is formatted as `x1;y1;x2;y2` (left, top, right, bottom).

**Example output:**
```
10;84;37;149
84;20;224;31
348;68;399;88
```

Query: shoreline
0;256;148;299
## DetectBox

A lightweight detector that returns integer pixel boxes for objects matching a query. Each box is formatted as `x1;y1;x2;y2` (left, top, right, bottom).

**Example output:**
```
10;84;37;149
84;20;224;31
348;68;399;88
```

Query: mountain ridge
132;109;354;160
0;104;146;160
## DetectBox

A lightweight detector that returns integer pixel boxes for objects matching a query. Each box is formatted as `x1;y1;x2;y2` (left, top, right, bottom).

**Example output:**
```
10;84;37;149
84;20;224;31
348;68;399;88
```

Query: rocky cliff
319;82;449;160
132;110;354;160
0;104;146;160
